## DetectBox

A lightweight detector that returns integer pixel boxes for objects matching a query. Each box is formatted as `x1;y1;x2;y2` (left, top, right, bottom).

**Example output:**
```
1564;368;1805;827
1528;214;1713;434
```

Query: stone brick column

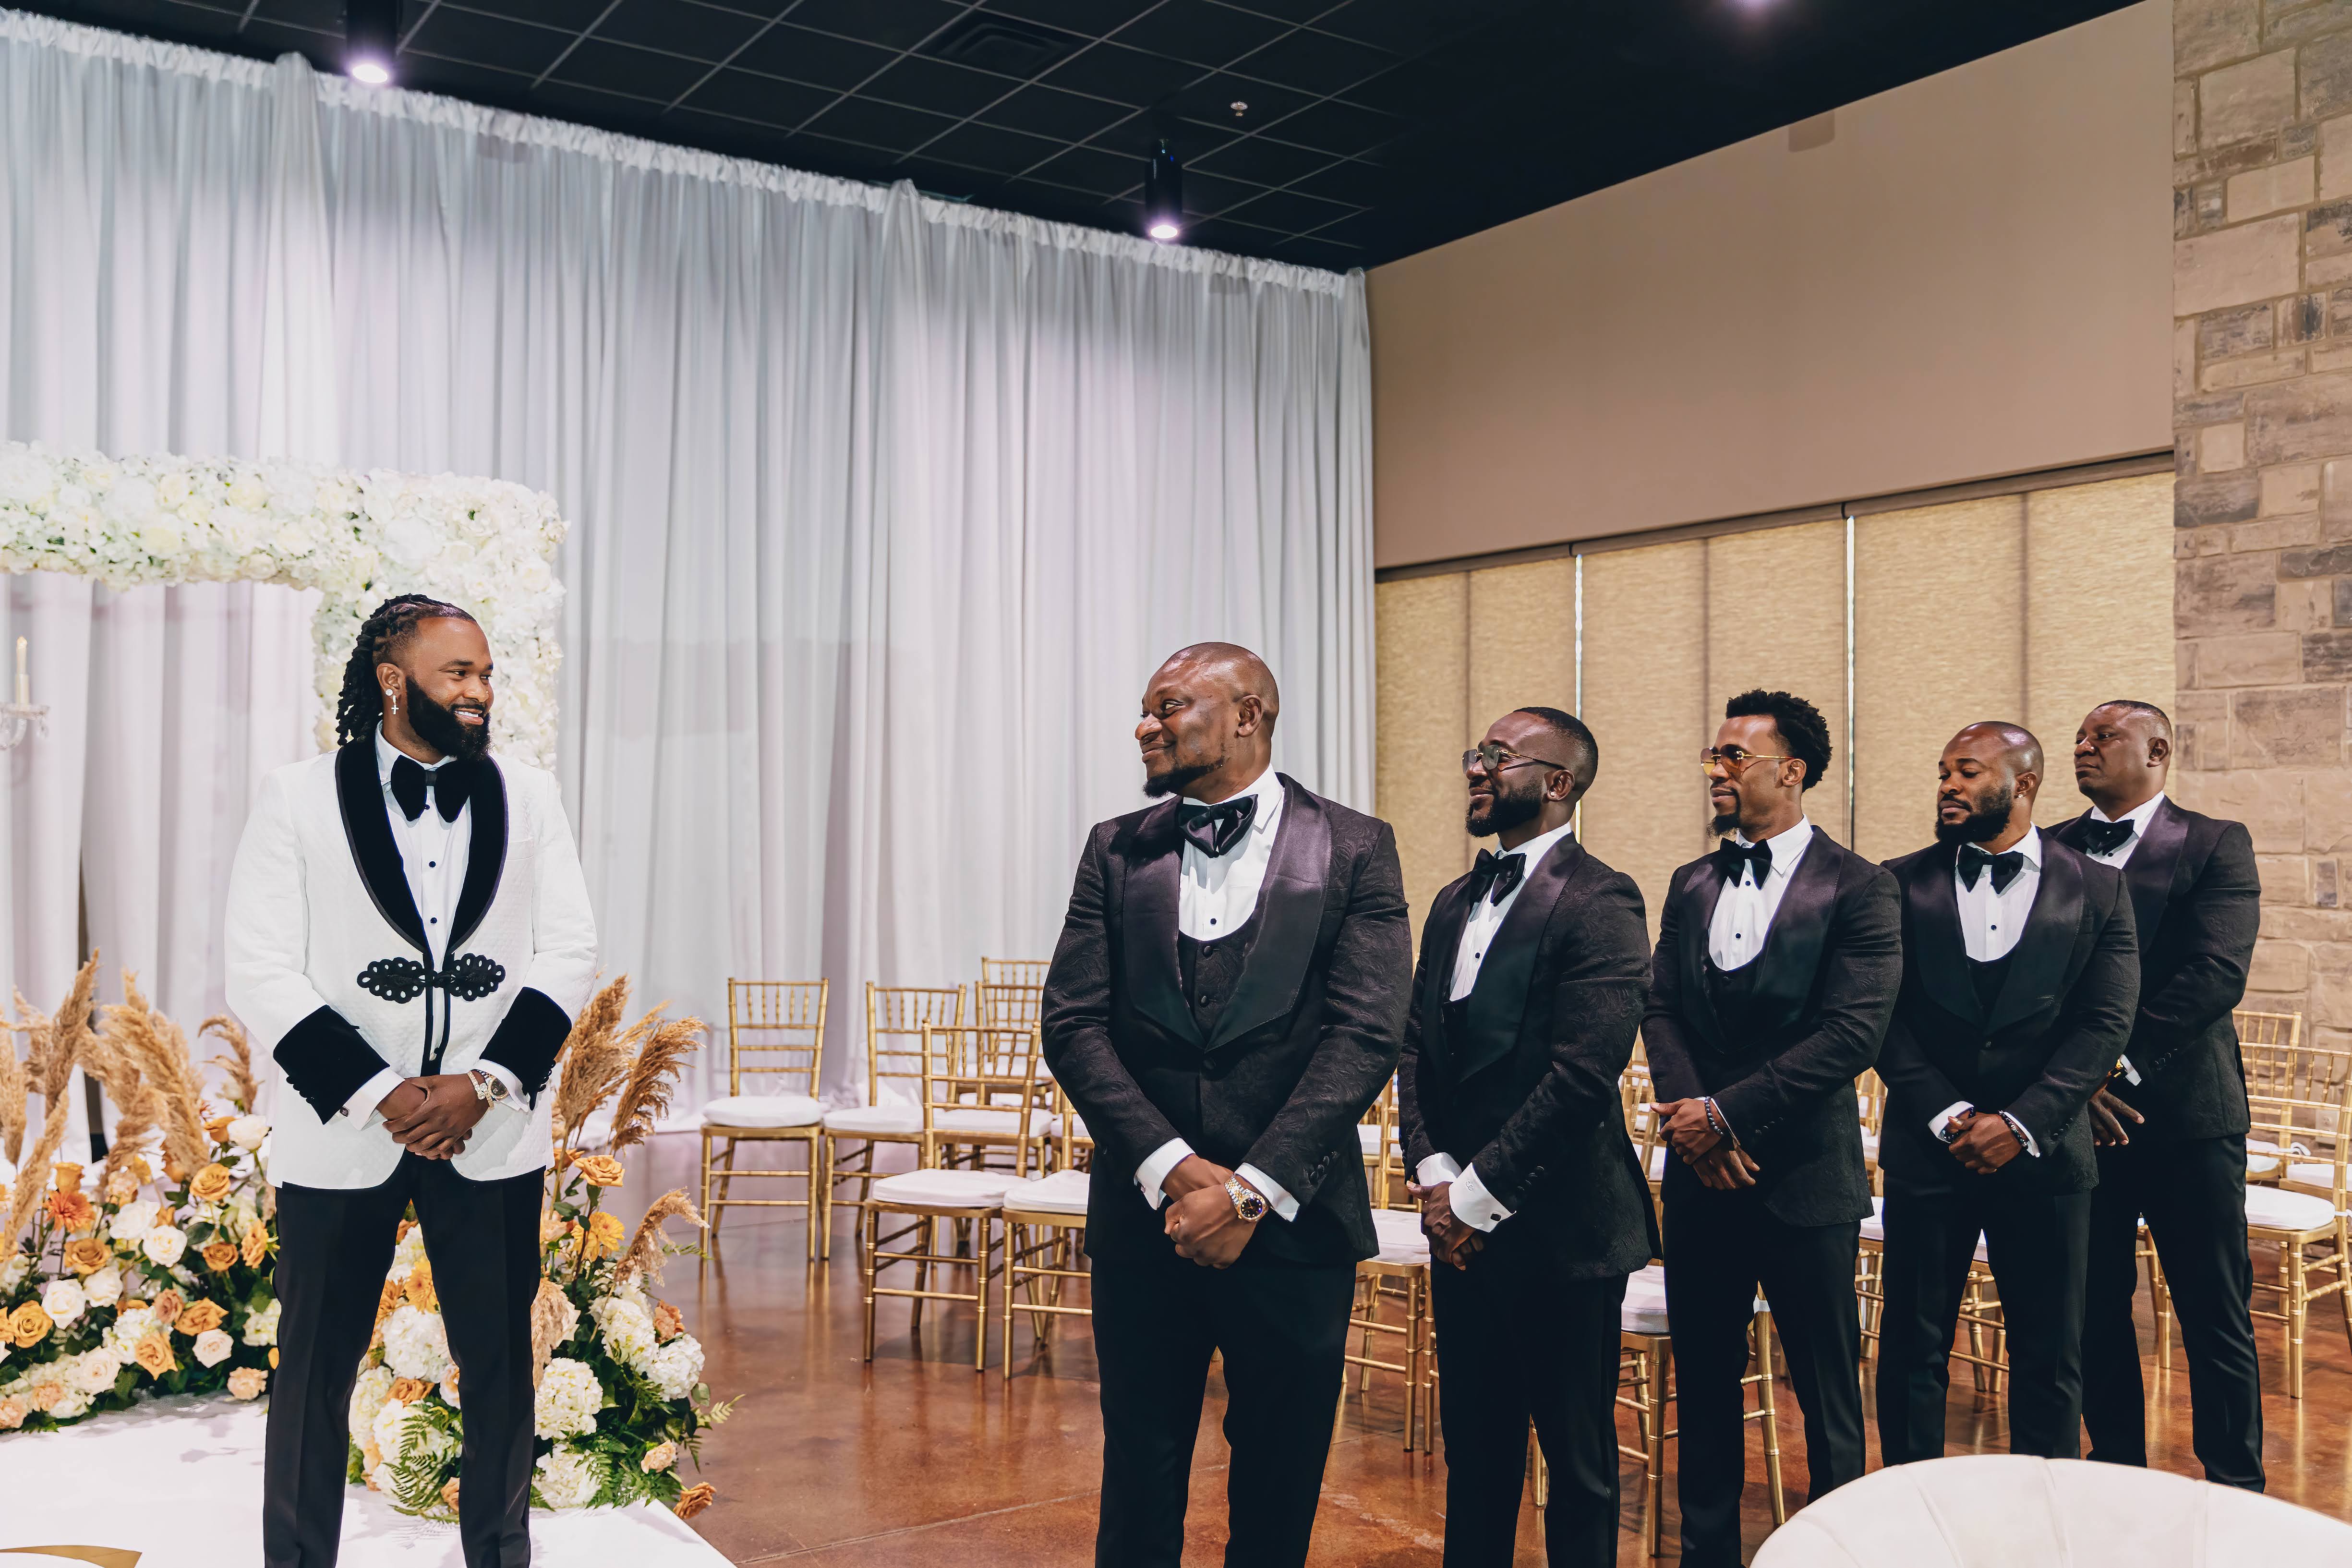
2173;1;2352;1049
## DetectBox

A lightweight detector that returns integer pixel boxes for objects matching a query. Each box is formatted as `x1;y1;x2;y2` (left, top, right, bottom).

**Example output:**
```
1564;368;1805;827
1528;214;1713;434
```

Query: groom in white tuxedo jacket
226;594;597;1568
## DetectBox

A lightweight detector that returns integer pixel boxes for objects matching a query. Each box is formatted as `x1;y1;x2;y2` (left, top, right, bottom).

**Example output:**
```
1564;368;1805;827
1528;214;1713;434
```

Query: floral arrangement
0;440;567;766
0;961;281;1428
347;977;729;1521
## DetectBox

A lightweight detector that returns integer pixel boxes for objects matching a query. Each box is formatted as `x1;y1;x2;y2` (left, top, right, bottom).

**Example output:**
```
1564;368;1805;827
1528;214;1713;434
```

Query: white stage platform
0;1396;730;1567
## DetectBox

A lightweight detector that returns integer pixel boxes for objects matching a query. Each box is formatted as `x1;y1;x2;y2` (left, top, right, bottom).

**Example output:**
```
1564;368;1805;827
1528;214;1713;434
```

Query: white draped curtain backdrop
0;12;1374;1113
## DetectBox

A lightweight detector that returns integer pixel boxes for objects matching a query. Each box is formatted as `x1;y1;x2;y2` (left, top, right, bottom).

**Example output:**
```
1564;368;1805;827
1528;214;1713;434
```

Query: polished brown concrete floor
612;1138;2352;1564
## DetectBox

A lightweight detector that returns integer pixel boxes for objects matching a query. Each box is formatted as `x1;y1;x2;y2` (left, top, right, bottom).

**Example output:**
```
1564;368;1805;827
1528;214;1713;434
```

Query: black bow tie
2079;818;2136;857
1467;848;1526;906
1716;839;1774;888
389;755;472;824
1957;843;2029;894
1179;795;1257;859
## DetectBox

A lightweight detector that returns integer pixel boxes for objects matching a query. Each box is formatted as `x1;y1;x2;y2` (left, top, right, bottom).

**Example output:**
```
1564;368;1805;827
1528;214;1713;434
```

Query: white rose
531;1357;602;1439
227;472;269;512
82;1266;121;1307
193;1328;234;1368
271;523;314;557
142;1224;187;1267
241;1297;280;1347
69;1349;118;1395
154;470;193;509
348;1365;395;1437
532;1446;604;1509
110;1199;161;1243
381;514;438;567
101;476;155;523
41;1278;86;1327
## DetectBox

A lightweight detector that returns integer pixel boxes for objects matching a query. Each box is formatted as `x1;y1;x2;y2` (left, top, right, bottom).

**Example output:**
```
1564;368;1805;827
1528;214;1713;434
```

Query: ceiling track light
345;0;399;85
1143;140;1183;244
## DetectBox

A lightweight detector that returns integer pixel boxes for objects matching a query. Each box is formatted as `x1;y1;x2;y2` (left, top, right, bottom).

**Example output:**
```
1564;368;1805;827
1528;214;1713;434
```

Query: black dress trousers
1428;1227;1627;1568
2081;1133;2265;1489
1875;1182;2092;1465
266;1153;545;1568
1661;1180;1866;1568
1089;1244;1355;1568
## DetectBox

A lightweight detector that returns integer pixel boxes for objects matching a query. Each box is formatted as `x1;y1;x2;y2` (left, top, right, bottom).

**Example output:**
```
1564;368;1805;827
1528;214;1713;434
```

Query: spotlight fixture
345;0;398;85
1143;141;1183;244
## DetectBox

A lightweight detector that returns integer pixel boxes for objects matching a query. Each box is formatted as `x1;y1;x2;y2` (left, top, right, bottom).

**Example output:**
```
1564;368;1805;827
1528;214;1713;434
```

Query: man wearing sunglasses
1396;708;1653;1567
1642;689;1899;1567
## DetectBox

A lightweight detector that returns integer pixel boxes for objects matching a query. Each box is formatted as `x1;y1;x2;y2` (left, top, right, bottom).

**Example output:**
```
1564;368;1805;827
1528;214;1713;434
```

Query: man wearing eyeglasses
1641;689;1899;1566
1041;642;1409;1568
1875;723;2137;1464
1395;708;1653;1567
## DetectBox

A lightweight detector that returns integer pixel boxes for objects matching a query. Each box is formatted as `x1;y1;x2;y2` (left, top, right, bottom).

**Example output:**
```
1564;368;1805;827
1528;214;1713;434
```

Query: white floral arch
0;441;566;765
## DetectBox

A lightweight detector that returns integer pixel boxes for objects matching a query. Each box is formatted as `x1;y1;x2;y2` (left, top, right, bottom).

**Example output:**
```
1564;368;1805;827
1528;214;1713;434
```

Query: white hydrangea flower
532;1357;602;1439
48;1388;92;1421
109;1199;161;1244
82;1266;121;1308
642;1336;704;1402
41;1279;86;1327
387;1226;429;1281
380;1304;451;1381
371;1395;451;1464
241;1297;281;1347
348;1365;395;1438
228;1116;268;1151
533;1446;604;1509
141;1225;187;1267
107;1305;157;1357
192;1329;234;1368
590;1296;657;1373
0;1254;30;1293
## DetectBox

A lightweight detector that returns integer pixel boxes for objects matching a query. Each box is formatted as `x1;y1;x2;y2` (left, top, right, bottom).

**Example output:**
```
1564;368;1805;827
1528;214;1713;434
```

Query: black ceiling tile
680;67;838;125
997;176;1121;222
975;83;1128;141
397;51;543;96
1162;72;1313;133
1189;133;1331;187
451;0;614;37
1173;213;1283;251
1218;0;1334;20
403;7;570;77
660;104;797;156
548;36;712;98
732;24;899;90
1025;144;1142;197
978;0;1156;33
1170;168;1267;217
254;0;340;35
1085;113;1235;162
1264;234;1361;269
1110;0;1291;68
774;131;903;180
917;120;1066;176
1284;155;1384;206
1228;25;1394;96
1254;95;1400;155
863;55;1020;118
785;0;966;51
1298;207;1379;246
239;12;339;52
1042;42;1198;106
530;76;669;119
1309;0;1482;56
802;94;962;154
1216;185;1356;233
590;0;767;63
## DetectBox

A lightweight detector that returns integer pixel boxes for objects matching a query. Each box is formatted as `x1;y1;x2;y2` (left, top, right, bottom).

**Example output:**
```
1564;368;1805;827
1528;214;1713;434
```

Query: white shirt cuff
1415;1153;1463;1186
1135;1137;1193;1209
1236;1163;1300;1222
344;1066;407;1123
1930;1100;1974;1142
1999;1111;2041;1158
1451;1162;1514;1232
472;1062;525;1105
2117;1054;2142;1086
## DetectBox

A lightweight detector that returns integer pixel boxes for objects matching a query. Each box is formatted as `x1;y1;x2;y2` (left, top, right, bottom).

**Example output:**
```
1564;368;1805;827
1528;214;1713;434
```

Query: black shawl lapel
1121;798;1202;1049
1416;879;1474;1079
335;739;428;955
2124;799;2191;952
1458;834;1584;1081
1674;857;1730;1049
1987;837;2085;1034
448;759;509;952
1745;832;1840;1019
1905;844;1978;1026
1209;777;1333;1051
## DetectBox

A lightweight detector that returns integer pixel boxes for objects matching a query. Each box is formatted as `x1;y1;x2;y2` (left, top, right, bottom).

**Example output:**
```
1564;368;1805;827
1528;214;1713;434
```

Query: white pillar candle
12;636;24;707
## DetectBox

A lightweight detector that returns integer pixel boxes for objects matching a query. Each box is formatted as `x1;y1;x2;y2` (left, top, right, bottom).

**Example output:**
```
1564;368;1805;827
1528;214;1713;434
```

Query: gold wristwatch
469;1068;511;1108
1224;1176;1268;1222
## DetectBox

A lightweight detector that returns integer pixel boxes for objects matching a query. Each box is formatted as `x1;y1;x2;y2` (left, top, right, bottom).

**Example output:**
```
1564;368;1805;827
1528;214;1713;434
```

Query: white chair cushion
1003;1169;1091;1217
1045;1111;1090;1140
1623;1263;1671;1335
1646;1145;1667;1180
823;1103;923;1135
2285;1162;2343;1195
1369;1206;1429;1266
702;1093;823;1129
1751;1453;2352;1567
932;1106;1024;1134
1358;1123;1384;1157
870;1169;1018;1209
2244;1183;2337;1232
1860;1129;1880;1160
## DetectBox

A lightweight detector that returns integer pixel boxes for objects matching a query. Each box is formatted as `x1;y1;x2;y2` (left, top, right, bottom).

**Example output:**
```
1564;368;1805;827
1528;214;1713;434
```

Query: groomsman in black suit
2053;701;2264;1489
1397;707;1655;1567
1644;689;1901;1567
1877;722;2138;1463
1041;642;1410;1568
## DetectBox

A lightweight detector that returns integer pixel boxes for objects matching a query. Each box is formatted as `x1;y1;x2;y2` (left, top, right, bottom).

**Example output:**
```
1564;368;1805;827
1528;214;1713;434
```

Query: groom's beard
409;686;492;761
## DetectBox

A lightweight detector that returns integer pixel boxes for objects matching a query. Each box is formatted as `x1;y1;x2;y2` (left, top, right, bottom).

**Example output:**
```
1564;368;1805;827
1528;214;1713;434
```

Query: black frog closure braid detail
333;594;477;746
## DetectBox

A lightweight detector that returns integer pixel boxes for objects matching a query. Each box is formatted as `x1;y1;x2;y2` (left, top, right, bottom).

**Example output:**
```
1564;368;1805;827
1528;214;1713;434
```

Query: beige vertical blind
1582;540;1708;932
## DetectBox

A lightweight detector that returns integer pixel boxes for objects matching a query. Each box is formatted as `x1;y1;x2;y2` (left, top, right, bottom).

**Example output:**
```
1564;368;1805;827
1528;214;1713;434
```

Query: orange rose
133;1331;176;1377
652;1301;683;1342
152;1289;185;1327
188;1164;235;1204
162;1153;187;1185
8;1302;52;1348
226;1366;267;1400
403;1266;439;1314
201;1241;240;1273
25;1384;61;1412
439;1478;461;1514
177;1299;228;1337
51;1162;84;1192
570;1153;626;1188
388;1376;431;1405
674;1484;715;1521
241;1222;269;1269
45;1190;96;1231
204;1115;234;1143
61;1236;110;1276
0;1397;26;1429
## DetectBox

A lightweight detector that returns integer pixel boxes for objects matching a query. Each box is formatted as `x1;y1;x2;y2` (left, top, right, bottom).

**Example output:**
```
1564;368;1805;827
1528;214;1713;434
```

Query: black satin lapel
1418;881;1473;1078
1459;837;1583;1081
1906;847;1977;1026
1677;859;1728;1049
448;760;509;953
1122;801;1201;1049
1988;843;2086;1033
2125;800;2191;953
1749;837;1839;1016
1209;778;1333;1051
335;740;428;955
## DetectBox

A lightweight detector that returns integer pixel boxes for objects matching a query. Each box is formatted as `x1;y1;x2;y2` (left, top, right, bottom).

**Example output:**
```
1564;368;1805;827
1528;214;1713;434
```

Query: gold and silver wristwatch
468;1068;512;1108
1224;1176;1268;1223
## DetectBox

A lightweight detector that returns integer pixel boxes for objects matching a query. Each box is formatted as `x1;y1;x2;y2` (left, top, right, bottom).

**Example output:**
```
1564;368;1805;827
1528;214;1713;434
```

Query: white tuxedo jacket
225;741;598;1189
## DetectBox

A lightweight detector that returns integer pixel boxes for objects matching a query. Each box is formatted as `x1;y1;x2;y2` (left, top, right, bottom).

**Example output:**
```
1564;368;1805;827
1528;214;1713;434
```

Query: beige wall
1368;2;2174;569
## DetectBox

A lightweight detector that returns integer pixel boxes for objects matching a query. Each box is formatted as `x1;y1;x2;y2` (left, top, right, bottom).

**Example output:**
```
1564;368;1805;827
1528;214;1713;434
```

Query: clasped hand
1651;1098;1761;1191
1162;1155;1260;1269
1944;1107;2025;1174
1407;1180;1483;1270
376;1074;488;1160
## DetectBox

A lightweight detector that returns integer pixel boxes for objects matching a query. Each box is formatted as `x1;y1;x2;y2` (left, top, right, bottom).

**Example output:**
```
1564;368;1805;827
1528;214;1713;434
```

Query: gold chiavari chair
980;956;1052;989
1857;1069;1889;1194
2243;1078;2352;1398
819;984;965;1263
861;1153;1016;1373
975;981;1045;1030
921;1024;1046;1177
1623;1060;1666;1198
1000;1078;1094;1370
1854;1197;2010;1392
1343;1085;1435;1452
2241;1016;2335;1184
700;980;829;1263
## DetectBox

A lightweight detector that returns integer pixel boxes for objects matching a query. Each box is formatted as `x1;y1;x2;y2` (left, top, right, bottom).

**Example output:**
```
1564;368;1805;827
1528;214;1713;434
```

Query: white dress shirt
1415;820;1579;1232
341;727;521;1121
1933;826;2044;1157
2082;792;2164;1083
1135;765;1298;1221
1706;817;1815;972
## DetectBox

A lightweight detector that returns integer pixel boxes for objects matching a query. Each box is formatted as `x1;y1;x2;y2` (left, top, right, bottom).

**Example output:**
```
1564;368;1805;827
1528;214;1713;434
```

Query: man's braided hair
334;594;478;746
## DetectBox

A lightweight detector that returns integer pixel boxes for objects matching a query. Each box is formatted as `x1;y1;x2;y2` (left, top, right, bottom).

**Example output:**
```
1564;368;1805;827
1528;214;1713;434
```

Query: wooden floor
614;1137;2352;1565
